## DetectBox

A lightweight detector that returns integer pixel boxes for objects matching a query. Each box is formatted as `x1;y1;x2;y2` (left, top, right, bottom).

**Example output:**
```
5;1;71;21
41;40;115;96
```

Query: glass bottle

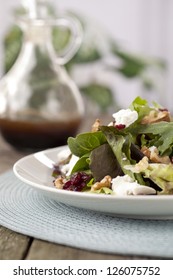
0;0;84;151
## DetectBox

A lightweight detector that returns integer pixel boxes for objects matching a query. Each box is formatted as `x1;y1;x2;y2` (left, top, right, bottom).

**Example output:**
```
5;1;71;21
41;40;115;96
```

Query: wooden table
0;127;158;260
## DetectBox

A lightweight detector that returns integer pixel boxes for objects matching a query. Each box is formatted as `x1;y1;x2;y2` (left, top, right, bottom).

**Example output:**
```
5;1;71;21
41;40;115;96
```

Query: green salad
53;96;173;195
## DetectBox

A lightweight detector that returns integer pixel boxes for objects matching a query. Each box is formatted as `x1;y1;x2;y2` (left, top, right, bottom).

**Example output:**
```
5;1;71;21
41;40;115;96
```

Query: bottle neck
23;23;52;45
18;0;55;44
21;0;54;20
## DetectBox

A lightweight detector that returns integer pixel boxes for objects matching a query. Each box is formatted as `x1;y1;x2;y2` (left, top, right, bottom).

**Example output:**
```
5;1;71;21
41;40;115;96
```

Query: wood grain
0;226;31;260
26;239;151;260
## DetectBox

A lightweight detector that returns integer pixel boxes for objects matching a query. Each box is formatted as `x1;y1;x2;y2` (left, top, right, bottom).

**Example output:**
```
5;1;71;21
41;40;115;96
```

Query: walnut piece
91;119;101;132
141;110;171;124
141;146;151;158
134;156;149;172
141;146;170;164
91;175;112;191
54;176;66;189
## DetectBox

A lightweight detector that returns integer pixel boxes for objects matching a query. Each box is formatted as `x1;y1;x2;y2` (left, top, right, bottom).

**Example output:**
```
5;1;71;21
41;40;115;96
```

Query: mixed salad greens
53;96;173;195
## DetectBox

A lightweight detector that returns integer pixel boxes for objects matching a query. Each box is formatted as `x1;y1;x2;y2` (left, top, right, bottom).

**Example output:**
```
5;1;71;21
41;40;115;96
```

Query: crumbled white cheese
112;109;138;127
149;146;157;153
62;154;79;176
57;149;79;176
57;148;71;162
111;174;156;195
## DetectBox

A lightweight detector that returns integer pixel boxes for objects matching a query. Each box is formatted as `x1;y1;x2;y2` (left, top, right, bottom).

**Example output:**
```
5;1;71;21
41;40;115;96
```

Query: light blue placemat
0;170;173;258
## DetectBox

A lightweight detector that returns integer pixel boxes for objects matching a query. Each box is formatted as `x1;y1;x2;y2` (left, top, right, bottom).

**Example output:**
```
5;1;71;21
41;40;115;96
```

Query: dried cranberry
63;172;91;192
159;108;168;112
52;164;62;178
115;124;126;130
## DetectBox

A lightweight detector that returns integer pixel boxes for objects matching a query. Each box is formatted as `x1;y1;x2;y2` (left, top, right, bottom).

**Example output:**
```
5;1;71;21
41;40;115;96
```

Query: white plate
13;146;173;219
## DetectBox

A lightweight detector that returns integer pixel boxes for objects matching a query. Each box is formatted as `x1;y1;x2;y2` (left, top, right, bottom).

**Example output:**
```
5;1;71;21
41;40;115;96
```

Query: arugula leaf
131;122;173;155
68;131;107;157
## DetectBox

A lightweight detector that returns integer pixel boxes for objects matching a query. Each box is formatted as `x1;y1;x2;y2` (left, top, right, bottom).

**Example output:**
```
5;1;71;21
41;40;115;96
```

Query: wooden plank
0;226;32;260
26;239;153;260
0;138;32;260
0;136;28;174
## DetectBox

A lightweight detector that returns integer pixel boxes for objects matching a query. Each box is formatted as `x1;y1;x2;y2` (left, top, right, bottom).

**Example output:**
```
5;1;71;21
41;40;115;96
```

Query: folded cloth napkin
0;170;173;258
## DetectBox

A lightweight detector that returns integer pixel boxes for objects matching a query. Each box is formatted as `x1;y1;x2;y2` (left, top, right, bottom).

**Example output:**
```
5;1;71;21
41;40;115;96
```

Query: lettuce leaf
68;131;107;157
126;162;173;194
126;96;173;156
71;155;90;174
129;96;154;122
89;143;123;181
90;187;113;195
100;126;145;185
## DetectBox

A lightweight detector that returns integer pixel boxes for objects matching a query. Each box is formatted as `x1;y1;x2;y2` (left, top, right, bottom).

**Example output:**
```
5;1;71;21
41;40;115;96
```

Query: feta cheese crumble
62;154;79;176
111;175;156;195
112;109;138;127
56;148;71;162
57;149;79;176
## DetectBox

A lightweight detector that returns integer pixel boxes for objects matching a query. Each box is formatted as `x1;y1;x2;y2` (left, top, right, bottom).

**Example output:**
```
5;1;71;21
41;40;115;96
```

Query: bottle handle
49;16;83;65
